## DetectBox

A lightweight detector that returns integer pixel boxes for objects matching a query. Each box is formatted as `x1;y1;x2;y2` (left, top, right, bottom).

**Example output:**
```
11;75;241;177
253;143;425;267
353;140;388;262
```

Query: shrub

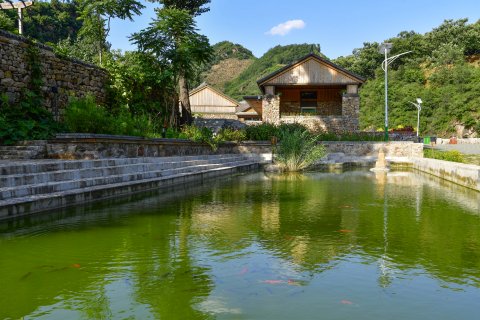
275;130;326;172
315;131;385;142
166;128;181;139
278;123;308;139
245;123;278;141
64;96;159;137
180;125;218;150
0;93;62;145
64;96;112;134
216;128;246;142
424;149;465;163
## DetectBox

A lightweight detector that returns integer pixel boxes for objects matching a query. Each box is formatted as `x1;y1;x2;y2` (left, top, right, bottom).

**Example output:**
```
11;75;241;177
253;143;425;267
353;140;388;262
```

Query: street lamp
0;1;35;35
379;43;412;141
409;98;423;138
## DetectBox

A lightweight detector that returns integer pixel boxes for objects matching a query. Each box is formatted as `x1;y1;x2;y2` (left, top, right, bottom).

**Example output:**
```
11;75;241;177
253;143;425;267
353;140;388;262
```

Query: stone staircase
0;154;259;220
0;140;47;160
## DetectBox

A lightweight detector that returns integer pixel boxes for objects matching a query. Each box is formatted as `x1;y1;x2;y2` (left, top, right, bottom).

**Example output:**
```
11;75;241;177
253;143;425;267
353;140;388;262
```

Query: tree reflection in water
1;170;480;319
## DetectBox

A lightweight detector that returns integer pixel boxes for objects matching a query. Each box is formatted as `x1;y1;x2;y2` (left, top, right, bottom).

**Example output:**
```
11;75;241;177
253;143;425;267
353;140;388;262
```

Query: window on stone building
300;91;317;114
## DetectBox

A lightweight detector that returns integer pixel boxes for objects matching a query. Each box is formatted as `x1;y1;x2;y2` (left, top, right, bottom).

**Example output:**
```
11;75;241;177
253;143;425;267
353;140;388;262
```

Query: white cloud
266;19;306;36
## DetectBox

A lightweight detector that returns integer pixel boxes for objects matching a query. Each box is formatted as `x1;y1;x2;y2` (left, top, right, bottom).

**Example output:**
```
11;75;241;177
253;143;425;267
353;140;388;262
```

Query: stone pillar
342;94;360;132
262;95;281;125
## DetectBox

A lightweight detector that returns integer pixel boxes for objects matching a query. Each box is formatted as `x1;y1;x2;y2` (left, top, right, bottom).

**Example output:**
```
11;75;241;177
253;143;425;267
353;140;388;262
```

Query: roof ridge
256;53;365;90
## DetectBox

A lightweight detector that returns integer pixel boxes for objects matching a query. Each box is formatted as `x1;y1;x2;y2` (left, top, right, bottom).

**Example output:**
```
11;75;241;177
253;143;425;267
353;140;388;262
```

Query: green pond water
1;170;480;320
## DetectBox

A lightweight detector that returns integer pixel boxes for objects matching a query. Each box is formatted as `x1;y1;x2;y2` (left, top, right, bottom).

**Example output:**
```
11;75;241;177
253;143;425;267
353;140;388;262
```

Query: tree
147;0;211;16
0;0;82;42
0;10;15;32
78;0;144;64
131;8;213;126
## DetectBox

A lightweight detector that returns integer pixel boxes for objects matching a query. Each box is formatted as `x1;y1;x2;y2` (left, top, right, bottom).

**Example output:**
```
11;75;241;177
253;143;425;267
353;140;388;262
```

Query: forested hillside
223;44;322;100
333;19;480;136
201;41;255;91
1;0;479;136
209;20;479;135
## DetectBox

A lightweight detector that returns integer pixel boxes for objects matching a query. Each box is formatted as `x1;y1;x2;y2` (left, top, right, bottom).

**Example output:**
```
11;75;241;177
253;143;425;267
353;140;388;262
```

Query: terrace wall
0;30;108;118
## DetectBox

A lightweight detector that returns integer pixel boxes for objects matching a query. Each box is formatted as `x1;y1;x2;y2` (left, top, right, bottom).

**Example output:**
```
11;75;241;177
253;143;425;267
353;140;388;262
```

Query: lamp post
409;98;423;138
379;43;412;141
0;1;35;35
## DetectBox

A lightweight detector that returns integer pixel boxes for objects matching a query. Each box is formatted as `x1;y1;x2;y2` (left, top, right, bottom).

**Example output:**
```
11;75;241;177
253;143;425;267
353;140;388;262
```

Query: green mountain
211;41;255;64
201;41;256;91
224;44;322;100
333;19;480;136
214;20;479;136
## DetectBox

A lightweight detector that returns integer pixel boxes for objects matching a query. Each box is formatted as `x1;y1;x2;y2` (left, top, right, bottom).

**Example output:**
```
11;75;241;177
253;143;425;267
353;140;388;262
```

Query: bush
424;149;465;163
278;123;308;139
0;93;62;145
180;125;218;150
275;130;326;172
64;96;159;137
245;123;278;141
64;96;113;134
315;132;385;141
216;128;246;142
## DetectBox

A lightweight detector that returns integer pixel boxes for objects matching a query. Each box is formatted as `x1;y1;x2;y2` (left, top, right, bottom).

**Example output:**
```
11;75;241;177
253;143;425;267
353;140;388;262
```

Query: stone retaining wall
321;141;424;158
47;134;271;160
0;30;108;117
411;157;480;191
3;135;423;160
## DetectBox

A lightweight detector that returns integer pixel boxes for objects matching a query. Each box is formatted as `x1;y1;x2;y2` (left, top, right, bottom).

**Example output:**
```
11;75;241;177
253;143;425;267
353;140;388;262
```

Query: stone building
189;83;239;120
257;53;365;132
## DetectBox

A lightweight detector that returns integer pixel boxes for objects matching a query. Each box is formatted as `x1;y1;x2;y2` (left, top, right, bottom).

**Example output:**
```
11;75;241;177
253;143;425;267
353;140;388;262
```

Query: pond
1;170;479;319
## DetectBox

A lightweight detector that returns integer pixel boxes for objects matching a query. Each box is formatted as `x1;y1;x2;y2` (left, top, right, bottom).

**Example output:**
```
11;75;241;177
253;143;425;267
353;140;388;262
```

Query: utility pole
0;1;34;35
379;43;412;142
410;99;423;138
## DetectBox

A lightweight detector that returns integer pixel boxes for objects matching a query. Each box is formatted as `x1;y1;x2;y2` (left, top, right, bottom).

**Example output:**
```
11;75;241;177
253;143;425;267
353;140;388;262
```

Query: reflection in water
378;175;392;289
0;171;480;319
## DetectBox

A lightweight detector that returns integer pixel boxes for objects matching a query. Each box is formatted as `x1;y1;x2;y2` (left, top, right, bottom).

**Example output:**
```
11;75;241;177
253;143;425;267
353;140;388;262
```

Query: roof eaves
256;53;366;92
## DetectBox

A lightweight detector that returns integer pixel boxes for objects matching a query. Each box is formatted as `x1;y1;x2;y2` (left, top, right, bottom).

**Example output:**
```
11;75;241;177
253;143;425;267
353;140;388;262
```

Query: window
301;91;317;113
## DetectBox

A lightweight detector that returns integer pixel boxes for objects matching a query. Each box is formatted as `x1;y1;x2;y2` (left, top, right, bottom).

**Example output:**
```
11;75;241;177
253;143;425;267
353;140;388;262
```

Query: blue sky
109;0;480;59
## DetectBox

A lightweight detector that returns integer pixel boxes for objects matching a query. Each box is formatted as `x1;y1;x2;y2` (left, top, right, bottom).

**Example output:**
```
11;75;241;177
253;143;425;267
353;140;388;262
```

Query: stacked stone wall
262;95;280;125
0;30;108;117
195;113;238;120
263;94;360;133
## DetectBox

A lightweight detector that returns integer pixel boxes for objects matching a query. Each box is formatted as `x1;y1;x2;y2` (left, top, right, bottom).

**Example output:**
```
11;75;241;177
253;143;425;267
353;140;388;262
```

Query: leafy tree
1;0;82;43
78;0;144;64
147;0;210;16
131;8;213;126
0;10;15;32
425;19;480;56
334;42;384;79
55;36;99;64
104;50;177;120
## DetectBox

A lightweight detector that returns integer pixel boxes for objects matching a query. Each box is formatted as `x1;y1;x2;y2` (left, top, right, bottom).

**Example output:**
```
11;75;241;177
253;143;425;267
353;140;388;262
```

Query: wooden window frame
300;91;318;113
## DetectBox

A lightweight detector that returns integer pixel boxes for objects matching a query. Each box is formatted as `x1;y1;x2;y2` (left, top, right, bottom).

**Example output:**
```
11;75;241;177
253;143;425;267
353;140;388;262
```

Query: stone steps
0;157;241;187
0;154;241;175
0;154;259;219
0;160;252;200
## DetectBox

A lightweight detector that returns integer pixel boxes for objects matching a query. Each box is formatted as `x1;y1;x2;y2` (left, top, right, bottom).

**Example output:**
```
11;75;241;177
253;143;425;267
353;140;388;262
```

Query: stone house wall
0;30;109;118
262;95;280;125
195;113;238;120
263;94;360;133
